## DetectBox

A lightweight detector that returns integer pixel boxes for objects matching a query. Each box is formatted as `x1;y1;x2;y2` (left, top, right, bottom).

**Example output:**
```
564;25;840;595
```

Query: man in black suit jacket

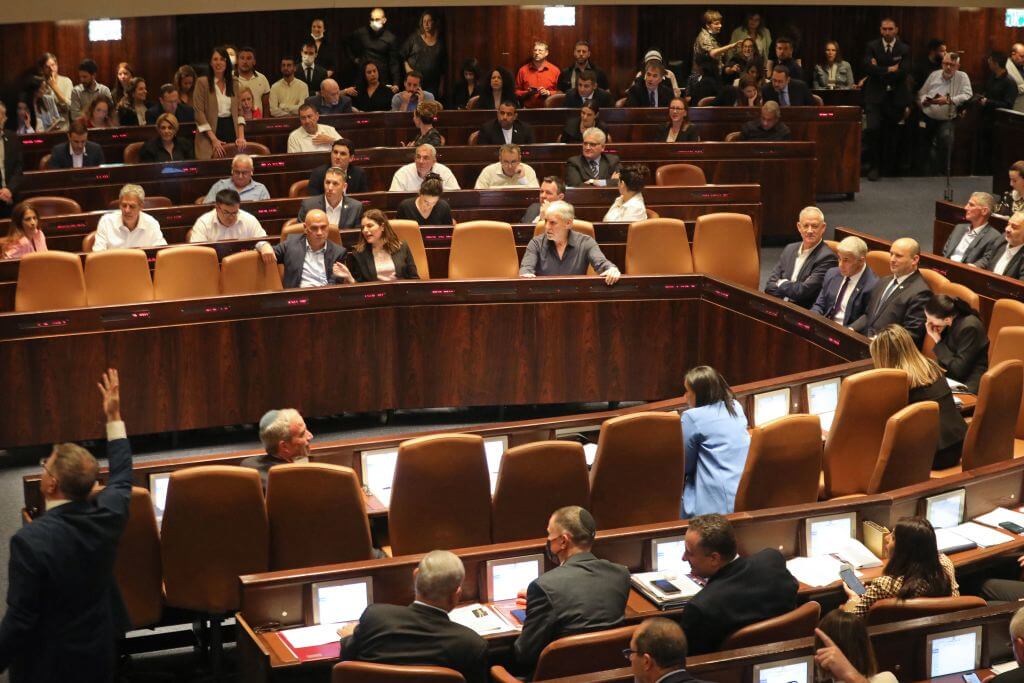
941;192;1002;267
625;62;675;107
862;19;912;180
521;176;566;223
679;514;798;656
340;550;487;683
563;70;614;109
0;103;23;219
811;236;880;327
305;79;354;115
557;41;610;92
145;84;195;124
629;617;713;683
48;122;105;169
308;138;368;196
0;369;131;683
239;409;312;489
565;128;620;186
738;102;791;141
761;66;815;106
987;213;1024;280
850;237;932;346
764;206;838;308
514;506;630;675
297;42;330;94
257;210;348;288
477;101;535;145
988;608;1024;683
298;167;363;227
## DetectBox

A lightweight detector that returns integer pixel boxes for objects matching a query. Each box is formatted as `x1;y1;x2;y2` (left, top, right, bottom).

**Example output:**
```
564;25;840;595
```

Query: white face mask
370;20;384;31
301;55;315;68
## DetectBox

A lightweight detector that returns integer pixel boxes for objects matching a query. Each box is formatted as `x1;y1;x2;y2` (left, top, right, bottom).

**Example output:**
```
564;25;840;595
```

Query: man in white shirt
288;104;341;153
256;209;348;288
297;167;364;227
811;236;880;327
190;189;267;242
93;184;167;252
763;206;838;308
389;143;460;192
918;53;972;175
988;212;1024;279
69;59;111;122
475;144;539;189
1006;43;1024;112
203;154;270;203
236;47;272;115
269;57;310;118
941;192;1002;267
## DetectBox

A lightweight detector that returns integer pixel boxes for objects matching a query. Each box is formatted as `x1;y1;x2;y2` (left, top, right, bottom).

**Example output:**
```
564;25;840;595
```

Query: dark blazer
347;243;420;281
238;453;288;489
850;270;931;346
138;136;194;163
656;122;700;142
992;665;1024;683
308;164;368;196
933;313;989;394
909;375;967;457
986;242;1024;280
116;103;152;126
738;119;791;141
304;94;354;115
476;118;535;145
564;88;614;109
475;89;516;110
271;234;348;288
145;103;195;125
862;39;912;108
514;552;630;673
625;81;675;108
1;132;24;218
811;266;880;326
565;153;621;187
296;64;329;94
47;140;105;169
0;435;133;682
761;78;814;106
341;602;488;683
941;223;1003;267
561;119;608;144
297;194;364;228
521;203;542;224
764;240;838;308
557;64;610;92
680;549;799;656
657;670;715;683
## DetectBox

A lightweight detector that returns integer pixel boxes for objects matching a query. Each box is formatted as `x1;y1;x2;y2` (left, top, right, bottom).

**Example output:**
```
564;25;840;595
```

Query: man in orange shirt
515;42;561;108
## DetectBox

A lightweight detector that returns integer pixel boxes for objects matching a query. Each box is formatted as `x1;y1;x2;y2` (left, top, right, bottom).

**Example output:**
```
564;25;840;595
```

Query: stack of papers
448;603;515;635
280;623;344;649
941;522;1013;549
934;527;979;554
975;508;1024;531
786;555;850;588
631;571;702;609
991;661;1020;675
828;539;882;569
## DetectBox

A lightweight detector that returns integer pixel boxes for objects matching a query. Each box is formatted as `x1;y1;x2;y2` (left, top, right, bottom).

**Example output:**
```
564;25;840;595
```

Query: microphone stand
944;91;955;202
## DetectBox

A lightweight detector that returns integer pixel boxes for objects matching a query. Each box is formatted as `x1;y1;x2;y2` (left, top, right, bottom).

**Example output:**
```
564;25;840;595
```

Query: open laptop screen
753;656;813;683
486;555;543;602
311;577;373;625
927;626;982;678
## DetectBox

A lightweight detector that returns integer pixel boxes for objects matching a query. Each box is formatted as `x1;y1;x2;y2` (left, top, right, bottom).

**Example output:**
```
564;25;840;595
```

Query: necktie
885;43;892;56
590;159;599;177
875;278;899;315
649;90;656;107
827;277;850;318
583;97;590;107
780;90;789;107
306;67;313;82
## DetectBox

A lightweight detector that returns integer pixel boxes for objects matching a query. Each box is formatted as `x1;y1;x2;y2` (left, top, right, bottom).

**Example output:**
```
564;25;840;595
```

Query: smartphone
964;673;982;683
839;564;866;595
511;609;527;623
1000;521;1024;534
652;579;682;594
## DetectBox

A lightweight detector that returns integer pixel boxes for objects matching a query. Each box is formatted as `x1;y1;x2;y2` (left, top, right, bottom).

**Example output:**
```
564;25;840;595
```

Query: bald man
850;237;931;345
305;78;353;115
256;209;349;288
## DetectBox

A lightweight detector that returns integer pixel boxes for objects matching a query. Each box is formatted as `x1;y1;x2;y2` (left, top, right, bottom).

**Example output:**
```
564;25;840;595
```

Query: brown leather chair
936;281;980;313
824;240;840;255
24;195;82;216
82;231;96;252
288;179;310;198
697;96;717;106
84;249;155;306
990;327;1024;451
866;596;987;626
390;219;431;278
918;267;949;292
465;96;480;110
389;434;492;556
38;154;52;170
821;369;909;499
654;163;707;187
122;141;145;164
625;218;694;275
724;131;742;141
266;463;374;570
988;299;1024;351
544;93;567;107
113;487;163;629
332;662;465;682
153;245;221;300
14;251;87;312
734;415;822;512
865;250;890;278
645;207;660;219
280;221;342;245
811;93;825;106
532;220;595;238
220;250;284;294
866;402;939;493
692;213;759;288
589;412;684;529
224;141;271;156
530;624;637;681
720;601;821;649
615;97;628;107
448;221;518;279
468;130;480;145
491;441;590;543
105;195;173;210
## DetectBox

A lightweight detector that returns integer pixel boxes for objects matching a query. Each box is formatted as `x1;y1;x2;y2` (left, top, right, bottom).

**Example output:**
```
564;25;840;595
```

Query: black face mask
544;537;561;566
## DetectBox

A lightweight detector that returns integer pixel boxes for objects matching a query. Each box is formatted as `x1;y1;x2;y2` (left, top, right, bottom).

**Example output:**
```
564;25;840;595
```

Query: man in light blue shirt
391;71;435;112
203;153;270;203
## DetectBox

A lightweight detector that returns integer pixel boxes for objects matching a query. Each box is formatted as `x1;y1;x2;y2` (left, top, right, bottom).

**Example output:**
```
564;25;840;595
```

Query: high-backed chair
625;218;694;275
332;662;465;682
544;93;566;108
865;250;890;278
38;154;52;170
491;441;590;543
14;251;87;312
466;96;480;109
280;221;342;245
866;596;987;625
918;268;949;292
936;281;980;313
692;213;759;288
720;602;821;649
122;141;145;164
82;231;96;252
989;299;1024;351
113;487;163;629
468;130;480;145
734;415;822;512
811;93;825;106
645;208;660;219
821;369;909;499
615;97;628;107
532;220;596;239
697;96;717;106
24;195;82;216
724;131;742;141
655;163;707;186
448;221;518;279
529;625;637;681
266;463;374;570
288;179;310;197
866;402;939;493
220;250;284;295
589;412;684;529
390;219;431;278
152;246;220;300
105;195;173;210
989;327;1024;452
389;434;492;556
84;249;155;306
223;141;270;156
824;240;840;255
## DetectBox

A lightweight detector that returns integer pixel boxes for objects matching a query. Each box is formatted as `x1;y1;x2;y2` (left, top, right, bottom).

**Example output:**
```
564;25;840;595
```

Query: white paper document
948;522;1013;548
448;603;513;635
786;555;847;588
975;508;1024;531
830;539;882;569
946;377;969;393
934;528;977;554
280;623;344;648
992;661;1020;675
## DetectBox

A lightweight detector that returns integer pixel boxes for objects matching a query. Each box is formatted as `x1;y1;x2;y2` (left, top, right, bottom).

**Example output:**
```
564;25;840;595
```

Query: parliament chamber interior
4;1;1024;682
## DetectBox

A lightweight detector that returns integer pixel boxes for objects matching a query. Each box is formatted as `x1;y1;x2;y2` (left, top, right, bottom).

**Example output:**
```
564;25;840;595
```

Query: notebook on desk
278;576;373;662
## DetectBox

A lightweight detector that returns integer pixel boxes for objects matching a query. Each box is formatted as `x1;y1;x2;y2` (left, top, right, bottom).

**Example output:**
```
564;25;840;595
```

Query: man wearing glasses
202;153;270;203
625;618;712;683
190;188;267;242
0;370;132;681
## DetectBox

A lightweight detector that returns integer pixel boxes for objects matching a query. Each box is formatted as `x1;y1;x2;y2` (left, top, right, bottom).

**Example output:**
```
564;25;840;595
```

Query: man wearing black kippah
513;506;630;676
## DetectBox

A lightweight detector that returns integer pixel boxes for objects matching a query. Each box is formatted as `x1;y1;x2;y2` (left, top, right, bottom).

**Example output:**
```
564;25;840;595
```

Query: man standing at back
516;42;561;108
862;18;911;181
0;369;131;682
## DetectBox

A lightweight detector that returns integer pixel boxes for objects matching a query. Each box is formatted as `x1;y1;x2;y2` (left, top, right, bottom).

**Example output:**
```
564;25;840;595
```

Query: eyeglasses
39;457;55;477
622;648;640;662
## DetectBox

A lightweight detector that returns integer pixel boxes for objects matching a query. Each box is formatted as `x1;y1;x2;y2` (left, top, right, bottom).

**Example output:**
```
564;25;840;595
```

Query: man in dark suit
0;102;23;219
850;237;931;345
239;409;312;489
987;213;1024;280
339;550;487;683
563;70;614;109
308;138;368;196
557;41;610;93
565;128;620;186
629;618;713;683
679;514;798;656
0;369;131;682
862;18;912;181
521;176;566;223
625;61;675;107
764;206;838;308
298;167;363;228
811;235;880;328
257;209;348;288
145;84;195;124
297;41;330;94
514;506;630;675
476;101;535;145
737;101;791;141
47;121;105;169
985;607;1024;683
304;79;353;115
942;192;1002;267
761;66;814;106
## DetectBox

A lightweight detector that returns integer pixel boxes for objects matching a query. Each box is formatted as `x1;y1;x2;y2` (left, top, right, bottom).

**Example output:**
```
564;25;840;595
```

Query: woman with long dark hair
3;202;47;260
401;10;446;98
334;209;420;283
116;77;150;126
814;610;897;683
192;46;245;159
451;58;484;109
343;61;393;112
476;67;516;109
924;294;989;394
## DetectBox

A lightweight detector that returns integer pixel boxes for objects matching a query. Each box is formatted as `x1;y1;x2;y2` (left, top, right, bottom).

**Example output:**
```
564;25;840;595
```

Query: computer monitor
804;512;856;557
927;626;982;677
311;576;373;625
148;472;171;527
752;655;813;683
806;377;841;431
924;489;966;530
753;388;791;427
651;535;688;573
486;554;544;602
484;436;510;494
359;447;399;507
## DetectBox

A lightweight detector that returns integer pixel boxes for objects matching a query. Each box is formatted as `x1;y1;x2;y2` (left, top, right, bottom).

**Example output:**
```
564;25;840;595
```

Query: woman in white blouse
603;164;650;222
192;46;246;159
